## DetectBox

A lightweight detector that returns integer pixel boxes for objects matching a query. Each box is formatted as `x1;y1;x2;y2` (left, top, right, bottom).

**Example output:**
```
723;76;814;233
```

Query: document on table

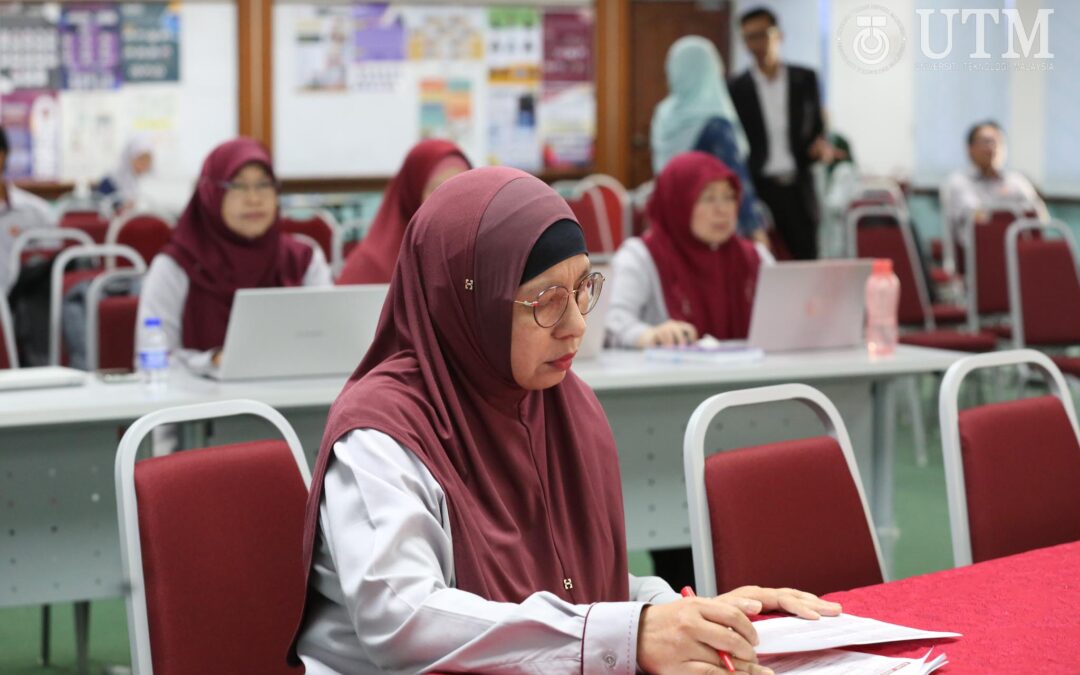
761;648;948;674
644;336;763;365
756;613;961;655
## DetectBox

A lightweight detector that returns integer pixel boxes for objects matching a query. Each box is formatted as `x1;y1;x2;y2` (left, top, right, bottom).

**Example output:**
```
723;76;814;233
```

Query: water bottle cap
144;317;162;328
872;259;893;275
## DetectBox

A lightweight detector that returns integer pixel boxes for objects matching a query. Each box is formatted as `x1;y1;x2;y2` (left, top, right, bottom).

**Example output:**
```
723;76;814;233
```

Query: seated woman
607;151;774;349
337;139;470;284
136;138;332;375
96;134;154;212
291;166;837;675
651;36;765;240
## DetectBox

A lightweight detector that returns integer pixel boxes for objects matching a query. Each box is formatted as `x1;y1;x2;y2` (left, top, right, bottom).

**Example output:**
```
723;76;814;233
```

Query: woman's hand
637;595;767;674
637;320;699;348
718;586;842;620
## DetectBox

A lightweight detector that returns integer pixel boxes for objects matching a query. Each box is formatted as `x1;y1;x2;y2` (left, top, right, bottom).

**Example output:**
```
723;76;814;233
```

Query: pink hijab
291;167;629;660
337;139;470;284
161;138;312;350
644;151;762;339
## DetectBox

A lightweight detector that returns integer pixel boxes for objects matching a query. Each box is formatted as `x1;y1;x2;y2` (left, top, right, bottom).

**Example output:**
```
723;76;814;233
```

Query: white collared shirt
0;182;58;290
940;166;1049;244
750;64;796;178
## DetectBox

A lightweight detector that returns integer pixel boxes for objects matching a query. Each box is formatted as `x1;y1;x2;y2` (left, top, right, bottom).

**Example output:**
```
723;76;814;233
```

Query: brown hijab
291;168;629;659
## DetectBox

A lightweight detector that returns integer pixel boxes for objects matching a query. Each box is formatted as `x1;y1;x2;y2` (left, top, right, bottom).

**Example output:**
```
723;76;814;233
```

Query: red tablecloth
822;540;1080;673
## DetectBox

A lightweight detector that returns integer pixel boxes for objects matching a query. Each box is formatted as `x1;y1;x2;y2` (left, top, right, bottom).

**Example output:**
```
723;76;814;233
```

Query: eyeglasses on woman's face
514;271;605;328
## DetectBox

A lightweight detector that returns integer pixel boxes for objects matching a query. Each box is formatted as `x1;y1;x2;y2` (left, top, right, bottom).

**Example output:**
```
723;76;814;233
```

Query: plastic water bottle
137;317;169;390
865;259;900;357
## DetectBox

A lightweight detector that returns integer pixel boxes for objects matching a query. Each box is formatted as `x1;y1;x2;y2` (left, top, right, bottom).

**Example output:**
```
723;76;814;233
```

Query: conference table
0;345;964;616
821;540;1080;672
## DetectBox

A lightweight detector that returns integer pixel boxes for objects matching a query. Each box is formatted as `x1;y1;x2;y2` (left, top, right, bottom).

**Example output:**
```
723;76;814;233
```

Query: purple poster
543;10;593;84
0;90;61;179
353;4;405;62
60;3;123;90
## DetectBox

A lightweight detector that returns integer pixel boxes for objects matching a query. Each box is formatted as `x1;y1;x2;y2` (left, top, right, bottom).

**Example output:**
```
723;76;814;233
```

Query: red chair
0;294;17;369
59;210;111;244
7;228;95;288
963;204;1038;334
940;350;1080;566
106;211;174;269
282;209;342;274
846;205;995;352
685;384;885;596
115;400;310;674
85;268;143;372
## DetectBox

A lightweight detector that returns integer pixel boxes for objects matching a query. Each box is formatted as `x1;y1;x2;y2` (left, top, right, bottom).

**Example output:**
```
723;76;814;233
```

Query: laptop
578;261;611;360
747;260;873;352
0;366;88;392
213;285;388;381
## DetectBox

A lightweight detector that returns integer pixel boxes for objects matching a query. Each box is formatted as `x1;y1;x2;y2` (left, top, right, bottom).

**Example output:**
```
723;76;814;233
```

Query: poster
60;3;123;90
540;82;595;169
487;84;540;171
0;5;62;92
353;4;405;61
58;90;125;181
405;7;484;62
487;8;541;82
487;8;541;171
419;77;473;147
0;90;61;179
294;5;350;91
120;2;180;83
543;10;593;83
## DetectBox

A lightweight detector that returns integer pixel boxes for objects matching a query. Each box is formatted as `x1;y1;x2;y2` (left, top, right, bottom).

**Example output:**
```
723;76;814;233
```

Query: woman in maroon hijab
337;139;470;284
136;138;332;375
292;167;837;674
606;151;773;350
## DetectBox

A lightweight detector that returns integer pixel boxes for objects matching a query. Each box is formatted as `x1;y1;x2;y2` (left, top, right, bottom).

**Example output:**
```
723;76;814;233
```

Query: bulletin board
272;0;596;178
0;1;238;202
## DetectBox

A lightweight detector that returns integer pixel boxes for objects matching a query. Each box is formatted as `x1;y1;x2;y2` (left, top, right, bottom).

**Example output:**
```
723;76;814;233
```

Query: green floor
0;409;954;673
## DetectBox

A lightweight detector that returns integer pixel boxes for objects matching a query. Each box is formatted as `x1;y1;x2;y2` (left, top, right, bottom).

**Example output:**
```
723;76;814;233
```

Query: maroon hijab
292;168;629;657
337;139;470;284
162;138;312;350
644;151;762;340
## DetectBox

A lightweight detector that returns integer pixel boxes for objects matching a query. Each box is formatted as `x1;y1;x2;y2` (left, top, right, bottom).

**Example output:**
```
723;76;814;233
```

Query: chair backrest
579;174;630;250
964;204;1035;329
8;227;96;288
939;349;1080;567
0;293;17;369
684;384;885;596
49;244;145;366
630;180;654;237
281;209;343;274
115;400;311;675
85;269;143;371
106;211;174;270
59;210;111;244
565;189;608;254
847;204;934;328
1006;218;1080;348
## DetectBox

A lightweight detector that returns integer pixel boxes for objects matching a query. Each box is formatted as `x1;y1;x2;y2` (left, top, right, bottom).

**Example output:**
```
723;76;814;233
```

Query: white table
0;345;963;614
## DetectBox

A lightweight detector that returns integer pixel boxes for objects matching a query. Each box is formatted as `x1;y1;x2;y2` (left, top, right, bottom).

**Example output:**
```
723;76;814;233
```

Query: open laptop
747;260;873;352
213;285;388;381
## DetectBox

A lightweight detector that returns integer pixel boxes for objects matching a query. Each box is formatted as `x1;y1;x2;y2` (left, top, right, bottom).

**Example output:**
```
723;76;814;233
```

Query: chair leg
40;605;51;666
904;377;929;468
74;601;90;675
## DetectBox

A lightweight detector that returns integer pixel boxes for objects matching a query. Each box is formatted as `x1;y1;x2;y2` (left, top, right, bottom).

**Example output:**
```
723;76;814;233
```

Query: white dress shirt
940;167;1049;245
605;237;774;349
750;64;796;178
135;245;332;376
0;182;58;290
297;428;682;675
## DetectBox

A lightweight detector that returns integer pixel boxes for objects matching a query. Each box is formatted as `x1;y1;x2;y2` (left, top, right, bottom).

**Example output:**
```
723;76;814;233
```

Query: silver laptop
747;260;873;352
214;285;388;381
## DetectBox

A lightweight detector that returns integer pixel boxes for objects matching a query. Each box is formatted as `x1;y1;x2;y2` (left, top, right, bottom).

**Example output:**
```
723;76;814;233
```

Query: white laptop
578;261;611;360
747;260;873;352
0;366;88;392
213;285;388;381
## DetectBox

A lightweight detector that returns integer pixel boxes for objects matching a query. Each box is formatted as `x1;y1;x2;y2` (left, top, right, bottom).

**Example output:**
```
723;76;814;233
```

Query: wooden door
628;1;731;190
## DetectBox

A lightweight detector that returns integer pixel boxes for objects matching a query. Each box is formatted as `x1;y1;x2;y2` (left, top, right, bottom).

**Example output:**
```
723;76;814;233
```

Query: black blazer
728;64;824;178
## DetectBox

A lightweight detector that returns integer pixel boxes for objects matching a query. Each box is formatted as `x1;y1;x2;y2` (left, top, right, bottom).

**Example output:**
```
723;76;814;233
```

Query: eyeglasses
514;271;605;328
217;179;279;198
697;192;738;207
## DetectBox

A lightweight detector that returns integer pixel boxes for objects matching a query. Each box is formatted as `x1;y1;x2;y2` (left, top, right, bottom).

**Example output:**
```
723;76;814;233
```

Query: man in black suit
729;7;829;260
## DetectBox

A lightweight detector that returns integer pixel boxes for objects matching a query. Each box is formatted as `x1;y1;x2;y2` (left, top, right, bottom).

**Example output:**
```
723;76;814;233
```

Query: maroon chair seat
931;304;967;325
899;330;997;352
133;440;307;674
704;436;883;596
97;295;140;371
985;323;1012;340
60;212;110;243
958;396;1080;563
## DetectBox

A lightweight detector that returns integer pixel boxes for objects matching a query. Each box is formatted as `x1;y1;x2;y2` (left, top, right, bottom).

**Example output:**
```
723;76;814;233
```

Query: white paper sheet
761;648;948;674
755;614;961;655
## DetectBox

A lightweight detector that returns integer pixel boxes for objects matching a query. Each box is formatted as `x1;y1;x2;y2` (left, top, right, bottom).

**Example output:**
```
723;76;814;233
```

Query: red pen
681;586;736;673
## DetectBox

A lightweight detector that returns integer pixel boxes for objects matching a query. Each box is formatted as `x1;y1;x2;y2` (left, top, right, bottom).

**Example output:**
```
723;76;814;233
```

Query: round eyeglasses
514;271;605;328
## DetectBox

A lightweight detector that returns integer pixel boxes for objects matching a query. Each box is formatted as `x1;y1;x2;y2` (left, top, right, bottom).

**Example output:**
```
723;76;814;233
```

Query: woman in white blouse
290;167;837;675
136;138;331;375
607;151;773;350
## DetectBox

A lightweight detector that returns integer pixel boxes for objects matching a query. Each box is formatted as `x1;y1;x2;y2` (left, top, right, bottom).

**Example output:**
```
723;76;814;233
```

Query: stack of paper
644;336;763;365
753;614;959;675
